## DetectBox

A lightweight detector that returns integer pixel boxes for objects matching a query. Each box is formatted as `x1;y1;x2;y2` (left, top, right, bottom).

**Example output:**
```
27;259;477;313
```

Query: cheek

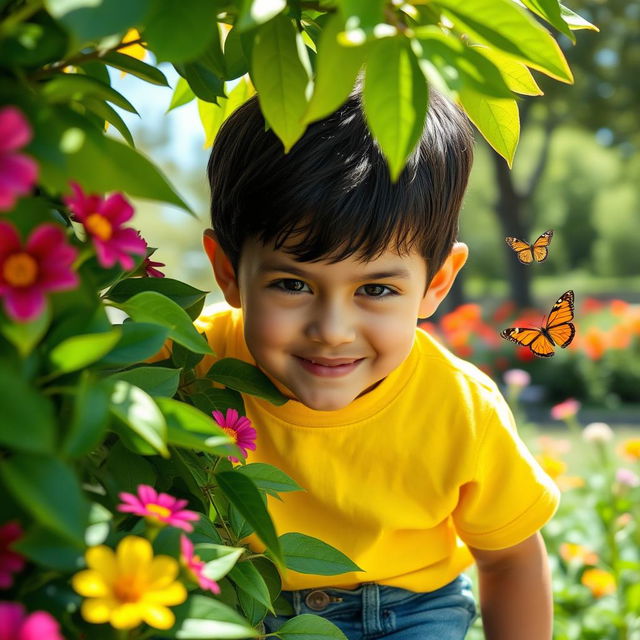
244;303;299;352
366;313;416;356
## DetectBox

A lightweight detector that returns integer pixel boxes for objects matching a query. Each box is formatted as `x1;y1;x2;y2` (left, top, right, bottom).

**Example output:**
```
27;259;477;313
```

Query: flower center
222;427;238;443
2;252;38;287
113;575;145;603
85;213;113;241
146;503;172;519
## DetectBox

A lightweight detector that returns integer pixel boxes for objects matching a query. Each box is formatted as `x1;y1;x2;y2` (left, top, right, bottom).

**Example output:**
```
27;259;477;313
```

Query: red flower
0;106;38;212
64;182;146;270
0;522;25;589
0;222;78;322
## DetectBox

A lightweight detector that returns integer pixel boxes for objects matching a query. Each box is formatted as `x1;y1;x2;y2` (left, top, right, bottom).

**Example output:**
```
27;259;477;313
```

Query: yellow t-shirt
193;304;560;592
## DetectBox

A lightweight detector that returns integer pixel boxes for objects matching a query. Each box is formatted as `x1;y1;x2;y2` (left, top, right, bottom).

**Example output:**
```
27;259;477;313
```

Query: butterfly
505;229;554;264
500;290;576;358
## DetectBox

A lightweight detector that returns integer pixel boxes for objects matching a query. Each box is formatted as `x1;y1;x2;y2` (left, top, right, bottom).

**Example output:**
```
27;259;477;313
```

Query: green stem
209;491;236;545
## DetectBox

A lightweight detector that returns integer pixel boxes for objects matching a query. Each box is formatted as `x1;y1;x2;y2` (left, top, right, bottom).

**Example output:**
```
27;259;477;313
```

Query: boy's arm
468;532;553;640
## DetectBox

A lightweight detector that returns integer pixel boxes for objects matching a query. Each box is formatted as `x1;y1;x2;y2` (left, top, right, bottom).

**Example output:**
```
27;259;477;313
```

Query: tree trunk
492;152;534;309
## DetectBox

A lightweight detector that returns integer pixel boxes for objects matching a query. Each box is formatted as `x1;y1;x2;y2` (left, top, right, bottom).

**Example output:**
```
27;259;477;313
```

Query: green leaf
109;379;168;456
34;108;192;213
280;532;363;575
215;471;284;567
559;4;599;31
156;594;259;638
363;38;428;181
435;0;573;83
304;13;367;125
61;373;110;458
110;366;181;397
104;439;156;490
236;0;287;32
520;0;573;41
101;51;169;86
0;305;51;357
196;543;245;581
175;60;226;104
13;525;84;572
45;0;150;42
223;27;250;79
0;454;89;545
117;292;212;355
458;86;519;166
251;15;311;152
42;73;139;113
207;358;287;405
83;96;135;147
229;561;273;611
97;322;169;366
191;387;246;416
143;0;220;63
168;77;196;111
49;328;122;373
108;277;208;309
472;45;542;96
0;366;55;454
277;614;348;639
235;463;304;496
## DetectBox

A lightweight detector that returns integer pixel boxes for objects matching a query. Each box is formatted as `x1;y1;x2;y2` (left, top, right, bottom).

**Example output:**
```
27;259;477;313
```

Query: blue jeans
262;574;477;639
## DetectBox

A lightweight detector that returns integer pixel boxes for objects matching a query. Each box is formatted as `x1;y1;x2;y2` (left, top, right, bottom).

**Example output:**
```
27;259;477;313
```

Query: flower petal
116;536;152;575
3;286;46;322
72;569;110;597
144;581;187;606
99;192;134;225
147;555;179;589
85;545;117;582
80;598;115;625
0;107;32;153
0;221;21;260
19;610;63;640
0;602;25;636
141;604;175;630
110;603;143;630
138;484;158;504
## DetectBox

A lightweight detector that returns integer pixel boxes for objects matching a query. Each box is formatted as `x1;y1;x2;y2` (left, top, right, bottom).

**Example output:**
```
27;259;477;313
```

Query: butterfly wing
531;229;554;263
545;290;576;349
505;237;534;264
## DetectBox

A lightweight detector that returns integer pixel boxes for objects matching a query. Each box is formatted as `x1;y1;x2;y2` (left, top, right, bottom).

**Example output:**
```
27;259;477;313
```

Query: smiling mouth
296;356;364;367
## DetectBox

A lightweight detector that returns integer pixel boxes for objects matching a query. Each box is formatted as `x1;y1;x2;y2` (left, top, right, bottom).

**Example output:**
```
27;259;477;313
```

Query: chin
298;393;355;412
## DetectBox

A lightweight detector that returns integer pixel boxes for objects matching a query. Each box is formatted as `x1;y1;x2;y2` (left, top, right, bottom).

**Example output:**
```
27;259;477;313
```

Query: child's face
208;234;467;411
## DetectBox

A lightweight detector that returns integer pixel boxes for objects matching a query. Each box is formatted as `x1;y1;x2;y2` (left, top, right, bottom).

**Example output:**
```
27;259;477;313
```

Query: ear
418;242;468;319
202;229;241;308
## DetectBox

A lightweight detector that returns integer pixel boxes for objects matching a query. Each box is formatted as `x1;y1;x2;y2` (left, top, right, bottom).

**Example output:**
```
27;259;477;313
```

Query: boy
197;89;559;640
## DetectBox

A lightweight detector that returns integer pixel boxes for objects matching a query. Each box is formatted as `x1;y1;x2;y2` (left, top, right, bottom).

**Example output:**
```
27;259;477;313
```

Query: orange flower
610;299;629;317
581;568;616;598
556;475;585;491
582;326;607;361
560;543;598;566
609;323;632;350
582;298;605;313
619;438;640;461
537;436;571;456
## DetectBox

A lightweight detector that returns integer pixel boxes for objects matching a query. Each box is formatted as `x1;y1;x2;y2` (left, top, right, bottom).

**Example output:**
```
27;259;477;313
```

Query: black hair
207;87;473;285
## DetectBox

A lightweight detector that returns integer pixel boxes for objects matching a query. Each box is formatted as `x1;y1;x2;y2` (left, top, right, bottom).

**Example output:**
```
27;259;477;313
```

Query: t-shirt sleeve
452;392;560;550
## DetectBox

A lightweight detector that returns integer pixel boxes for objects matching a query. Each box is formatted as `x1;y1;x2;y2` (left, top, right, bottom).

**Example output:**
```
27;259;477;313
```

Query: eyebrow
261;262;412;280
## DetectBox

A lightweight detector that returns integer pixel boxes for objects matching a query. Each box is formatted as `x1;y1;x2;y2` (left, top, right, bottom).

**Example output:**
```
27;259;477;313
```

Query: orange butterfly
505;230;554;264
500;290;576;358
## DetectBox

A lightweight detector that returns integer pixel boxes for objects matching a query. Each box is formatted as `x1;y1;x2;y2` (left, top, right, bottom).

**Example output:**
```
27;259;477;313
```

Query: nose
306;300;356;346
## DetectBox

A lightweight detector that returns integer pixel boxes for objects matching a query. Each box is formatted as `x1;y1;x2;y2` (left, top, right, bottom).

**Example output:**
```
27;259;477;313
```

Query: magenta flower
0;222;78;322
212;409;257;463
0;602;63;640
0;106;38;212
143;255;166;278
117;485;199;532
63;182;146;270
0;522;25;590
550;398;581;421
180;535;221;595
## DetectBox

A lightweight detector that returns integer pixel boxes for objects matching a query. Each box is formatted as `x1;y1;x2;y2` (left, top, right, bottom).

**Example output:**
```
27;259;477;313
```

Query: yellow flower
119;29;147;61
559;542;598;566
536;452;567;479
581;568;616;598
72;535;186;630
620;438;640;461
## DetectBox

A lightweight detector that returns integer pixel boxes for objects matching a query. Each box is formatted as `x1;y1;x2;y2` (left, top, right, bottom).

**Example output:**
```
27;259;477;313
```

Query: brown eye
361;284;396;297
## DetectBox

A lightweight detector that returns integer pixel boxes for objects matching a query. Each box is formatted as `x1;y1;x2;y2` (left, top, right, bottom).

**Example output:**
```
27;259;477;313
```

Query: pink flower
0;523;25;590
0;107;38;212
180;535;221;594
212;409;257;463
616;468;640;488
0;222;78;322
117;485;199;532
0;602;63;640
503;368;531;388
550;398;581;421
63;182;146;270
143;256;166;278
